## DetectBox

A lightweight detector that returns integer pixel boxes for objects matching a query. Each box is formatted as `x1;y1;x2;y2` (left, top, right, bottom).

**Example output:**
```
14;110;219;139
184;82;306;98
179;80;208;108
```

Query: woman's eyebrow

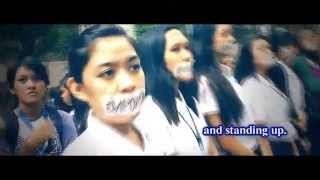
97;61;115;68
127;55;139;63
16;74;28;79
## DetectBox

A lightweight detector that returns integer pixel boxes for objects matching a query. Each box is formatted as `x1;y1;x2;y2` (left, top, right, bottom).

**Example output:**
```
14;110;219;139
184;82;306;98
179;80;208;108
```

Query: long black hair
191;24;243;125
234;34;271;84
137;25;197;126
68;24;135;134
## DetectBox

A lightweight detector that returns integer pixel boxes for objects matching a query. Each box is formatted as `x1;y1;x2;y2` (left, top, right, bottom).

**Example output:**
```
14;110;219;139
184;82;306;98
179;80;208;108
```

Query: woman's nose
118;72;136;93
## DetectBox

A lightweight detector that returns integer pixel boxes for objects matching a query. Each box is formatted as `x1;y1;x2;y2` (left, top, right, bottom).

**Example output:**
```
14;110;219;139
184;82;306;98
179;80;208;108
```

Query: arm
18;133;47;155
0;137;11;155
257;138;273;156
206;113;256;156
208;137;219;156
18;120;56;155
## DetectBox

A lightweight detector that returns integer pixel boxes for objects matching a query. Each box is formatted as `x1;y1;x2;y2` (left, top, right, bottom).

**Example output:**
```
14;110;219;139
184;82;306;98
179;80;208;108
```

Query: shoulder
57;110;75;127
57;110;73;120
292;55;308;67
56;110;77;138
140;96;166;116
135;96;168;127
62;130;96;155
241;76;257;87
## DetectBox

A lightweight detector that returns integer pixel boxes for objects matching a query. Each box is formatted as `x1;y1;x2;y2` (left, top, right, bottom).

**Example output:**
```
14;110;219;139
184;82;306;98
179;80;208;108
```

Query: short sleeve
197;76;220;115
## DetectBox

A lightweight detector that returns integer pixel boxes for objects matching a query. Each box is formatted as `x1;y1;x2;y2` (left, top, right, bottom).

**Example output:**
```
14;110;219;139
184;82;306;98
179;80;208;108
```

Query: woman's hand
295;111;308;132
18;119;56;155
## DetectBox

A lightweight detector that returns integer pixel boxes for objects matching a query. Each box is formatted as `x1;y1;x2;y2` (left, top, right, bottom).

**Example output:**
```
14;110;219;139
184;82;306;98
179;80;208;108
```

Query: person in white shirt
189;24;272;156
135;25;218;155
63;25;165;155
234;34;299;155
269;30;307;131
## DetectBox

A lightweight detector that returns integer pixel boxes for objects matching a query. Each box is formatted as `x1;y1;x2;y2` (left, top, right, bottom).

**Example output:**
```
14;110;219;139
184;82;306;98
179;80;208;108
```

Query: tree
0;24;78;62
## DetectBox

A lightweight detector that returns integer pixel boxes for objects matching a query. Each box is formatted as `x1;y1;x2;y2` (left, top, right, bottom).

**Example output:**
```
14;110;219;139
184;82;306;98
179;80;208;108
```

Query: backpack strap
45;106;64;146
3;110;19;153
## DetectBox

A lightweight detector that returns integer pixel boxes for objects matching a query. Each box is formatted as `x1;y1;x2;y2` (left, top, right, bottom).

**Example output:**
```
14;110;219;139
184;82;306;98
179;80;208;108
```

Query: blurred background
0;24;319;88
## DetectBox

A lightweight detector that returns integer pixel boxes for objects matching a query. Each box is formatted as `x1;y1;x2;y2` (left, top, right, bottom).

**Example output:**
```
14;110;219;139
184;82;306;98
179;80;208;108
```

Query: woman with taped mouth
63;25;164;155
187;24;272;156
135;25;218;155
234;35;299;155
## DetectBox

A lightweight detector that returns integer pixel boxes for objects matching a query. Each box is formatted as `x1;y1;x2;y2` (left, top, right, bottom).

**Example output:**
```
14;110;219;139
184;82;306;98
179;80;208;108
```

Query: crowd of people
0;24;319;156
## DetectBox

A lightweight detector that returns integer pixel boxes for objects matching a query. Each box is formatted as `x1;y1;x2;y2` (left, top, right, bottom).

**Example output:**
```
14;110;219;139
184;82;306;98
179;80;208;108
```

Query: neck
256;67;268;78
112;123;133;136
173;80;181;98
19;102;43;120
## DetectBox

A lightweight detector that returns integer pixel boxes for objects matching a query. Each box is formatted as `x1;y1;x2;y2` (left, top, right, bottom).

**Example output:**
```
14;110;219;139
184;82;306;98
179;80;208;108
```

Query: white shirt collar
85;110;156;155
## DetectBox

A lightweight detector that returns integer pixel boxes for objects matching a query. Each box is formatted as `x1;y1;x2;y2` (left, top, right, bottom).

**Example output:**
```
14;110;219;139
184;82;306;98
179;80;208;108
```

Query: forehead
15;65;36;77
165;29;188;45
252;38;270;48
92;36;135;54
216;24;233;32
90;36;137;63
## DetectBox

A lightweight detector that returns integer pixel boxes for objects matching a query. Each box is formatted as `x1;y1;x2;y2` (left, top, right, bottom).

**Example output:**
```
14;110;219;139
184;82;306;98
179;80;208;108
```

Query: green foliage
0;24;78;61
36;25;78;61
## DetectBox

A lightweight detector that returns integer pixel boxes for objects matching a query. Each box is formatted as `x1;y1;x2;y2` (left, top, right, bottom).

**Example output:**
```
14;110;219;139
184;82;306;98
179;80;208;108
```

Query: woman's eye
99;68;114;79
129;64;141;72
171;46;180;52
18;78;27;83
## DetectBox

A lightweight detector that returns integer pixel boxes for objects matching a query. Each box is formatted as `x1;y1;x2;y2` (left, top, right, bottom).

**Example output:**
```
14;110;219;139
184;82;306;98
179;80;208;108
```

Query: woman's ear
67;77;88;103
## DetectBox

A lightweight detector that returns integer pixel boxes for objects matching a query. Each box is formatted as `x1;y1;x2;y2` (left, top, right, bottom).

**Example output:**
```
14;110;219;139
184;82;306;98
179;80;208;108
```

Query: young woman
269;30;306;122
52;72;75;114
135;25;218;156
189;24;272;156
292;29;320;155
6;58;77;155
268;31;310;154
63;25;166;155
234;35;299;155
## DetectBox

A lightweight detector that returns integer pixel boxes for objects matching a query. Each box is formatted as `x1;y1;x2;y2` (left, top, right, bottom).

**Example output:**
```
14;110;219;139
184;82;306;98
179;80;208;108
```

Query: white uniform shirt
197;74;258;151
278;61;306;116
63;110;163;156
241;74;298;142
135;94;210;156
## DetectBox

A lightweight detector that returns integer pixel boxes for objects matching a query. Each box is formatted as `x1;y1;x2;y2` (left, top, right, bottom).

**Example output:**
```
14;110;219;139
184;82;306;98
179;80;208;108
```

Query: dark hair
68;24;134;83
6;57;49;90
137;25;195;125
271;30;298;53
191;24;243;125
68;24;135;134
234;34;271;84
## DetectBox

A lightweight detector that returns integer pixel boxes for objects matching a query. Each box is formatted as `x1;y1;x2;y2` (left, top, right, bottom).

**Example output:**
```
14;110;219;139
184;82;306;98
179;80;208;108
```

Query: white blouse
135;94;210;156
63;110;163;155
240;74;298;142
277;61;306;116
197;74;258;151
